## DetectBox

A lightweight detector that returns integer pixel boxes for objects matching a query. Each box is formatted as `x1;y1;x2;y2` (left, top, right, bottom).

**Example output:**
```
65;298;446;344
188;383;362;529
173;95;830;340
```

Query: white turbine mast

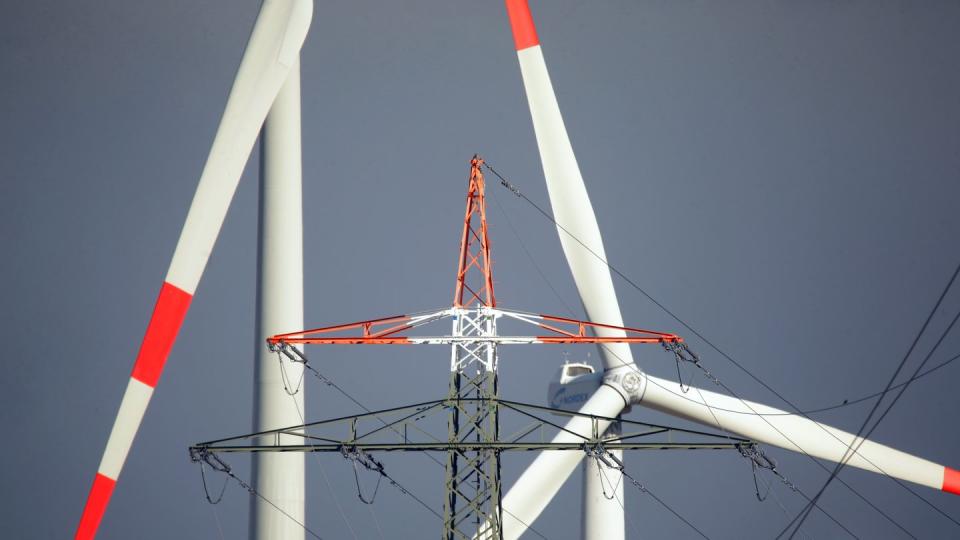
253;56;307;540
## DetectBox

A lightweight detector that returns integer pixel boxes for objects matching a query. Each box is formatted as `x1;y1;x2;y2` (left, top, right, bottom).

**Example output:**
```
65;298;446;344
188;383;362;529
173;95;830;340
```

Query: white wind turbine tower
489;0;960;538
75;1;313;539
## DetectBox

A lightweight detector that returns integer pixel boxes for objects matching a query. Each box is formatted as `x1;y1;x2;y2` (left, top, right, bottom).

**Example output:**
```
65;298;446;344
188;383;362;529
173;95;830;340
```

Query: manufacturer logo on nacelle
549;387;590;410
547;369;602;414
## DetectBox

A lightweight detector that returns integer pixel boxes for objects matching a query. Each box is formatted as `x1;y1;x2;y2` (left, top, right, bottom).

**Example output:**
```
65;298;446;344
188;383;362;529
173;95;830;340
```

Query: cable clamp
737;443;777;471
273;342;308;364
190;447;231;473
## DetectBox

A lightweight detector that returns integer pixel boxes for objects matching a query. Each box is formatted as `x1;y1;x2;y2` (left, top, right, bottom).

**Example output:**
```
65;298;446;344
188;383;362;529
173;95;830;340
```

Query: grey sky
2;0;959;538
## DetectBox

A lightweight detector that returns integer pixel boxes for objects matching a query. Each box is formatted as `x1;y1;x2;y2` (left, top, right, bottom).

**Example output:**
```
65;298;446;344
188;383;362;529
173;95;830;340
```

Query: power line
485;163;933;537
280;349;552;539
488;186;580;318
592;450;713;539
487;165;960;419
593;457;669;539
581;349;960;420
281;356;442;536
276;351;363;538
485;173;876;538
680;360;898;538
197;452;325;540
783;261;960;539
675;360;865;538
496;172;950;531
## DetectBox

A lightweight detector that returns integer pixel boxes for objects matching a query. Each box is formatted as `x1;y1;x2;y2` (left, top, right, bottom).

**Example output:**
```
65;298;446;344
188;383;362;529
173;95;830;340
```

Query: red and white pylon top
268;156;682;350
454;156;496;309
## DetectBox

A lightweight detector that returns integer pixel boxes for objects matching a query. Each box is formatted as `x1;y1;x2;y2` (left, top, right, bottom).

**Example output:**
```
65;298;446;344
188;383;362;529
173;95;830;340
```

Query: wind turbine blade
484;2;640;537
74;1;313;538
639;373;960;495
505;0;633;372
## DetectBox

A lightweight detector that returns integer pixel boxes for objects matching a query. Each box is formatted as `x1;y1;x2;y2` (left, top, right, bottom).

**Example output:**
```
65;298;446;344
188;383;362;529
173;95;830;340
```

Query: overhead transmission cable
490;164;867;537
196;451;325;540
279;355;438;534
783;263;960;539
289;388;363;539
498;165;891;534
484;162;935;537
590;448;713;539
210;503;226;540
275;346;552;539
490;182;960;418
592;454;697;540
492;174;881;539
661;358;872;534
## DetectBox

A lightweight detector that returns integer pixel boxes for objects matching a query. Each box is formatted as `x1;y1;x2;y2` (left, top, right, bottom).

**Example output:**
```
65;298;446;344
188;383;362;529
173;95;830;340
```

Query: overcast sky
2;0;960;538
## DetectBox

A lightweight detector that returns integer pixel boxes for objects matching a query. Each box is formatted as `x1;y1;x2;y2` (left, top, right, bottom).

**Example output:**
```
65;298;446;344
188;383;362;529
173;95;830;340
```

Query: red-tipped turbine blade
74;1;313;538
640;373;960;496
485;3;640;539
505;0;633;372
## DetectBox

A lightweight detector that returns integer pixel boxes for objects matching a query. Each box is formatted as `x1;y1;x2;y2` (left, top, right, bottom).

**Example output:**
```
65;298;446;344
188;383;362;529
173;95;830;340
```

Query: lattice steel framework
210;155;716;539
444;156;502;539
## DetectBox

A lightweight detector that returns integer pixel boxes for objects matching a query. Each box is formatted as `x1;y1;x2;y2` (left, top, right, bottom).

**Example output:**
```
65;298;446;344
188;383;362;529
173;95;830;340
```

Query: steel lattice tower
444;156;502;539
191;155;750;539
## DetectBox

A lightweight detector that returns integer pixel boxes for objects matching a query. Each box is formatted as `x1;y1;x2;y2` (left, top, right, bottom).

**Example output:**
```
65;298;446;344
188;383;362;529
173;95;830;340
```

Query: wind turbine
72;1;958;539
75;1;313;538
490;1;960;538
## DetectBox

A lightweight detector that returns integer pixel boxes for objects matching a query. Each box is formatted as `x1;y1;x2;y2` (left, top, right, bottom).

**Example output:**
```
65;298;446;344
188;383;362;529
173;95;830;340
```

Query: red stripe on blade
75;473;116;540
505;0;539;50
130;282;192;388
944;467;960;495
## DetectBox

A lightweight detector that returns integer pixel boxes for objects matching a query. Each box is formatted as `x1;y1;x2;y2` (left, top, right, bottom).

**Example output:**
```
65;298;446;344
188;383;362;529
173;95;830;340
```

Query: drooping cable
677;360;862;538
590;455;645;538
341;447;384;505
275;345;552;539
783;270;960;540
493;168;960;420
492;175;890;537
490;163;960;418
680;370;858;538
615;348;959;418
197;457;230;540
490;170;906;536
276;350;306;396
739;443;786;502
487;161;948;535
589;446;712;539
621;341;897;538
277;350;361;539
199;458;230;505
210;503;226;540
195;451;325;540
488;186;579;318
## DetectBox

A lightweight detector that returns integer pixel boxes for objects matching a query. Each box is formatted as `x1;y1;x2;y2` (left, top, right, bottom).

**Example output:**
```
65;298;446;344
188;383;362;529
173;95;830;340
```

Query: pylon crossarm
193;399;448;448
189;398;751;458
266;306;683;347
190;442;745;455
